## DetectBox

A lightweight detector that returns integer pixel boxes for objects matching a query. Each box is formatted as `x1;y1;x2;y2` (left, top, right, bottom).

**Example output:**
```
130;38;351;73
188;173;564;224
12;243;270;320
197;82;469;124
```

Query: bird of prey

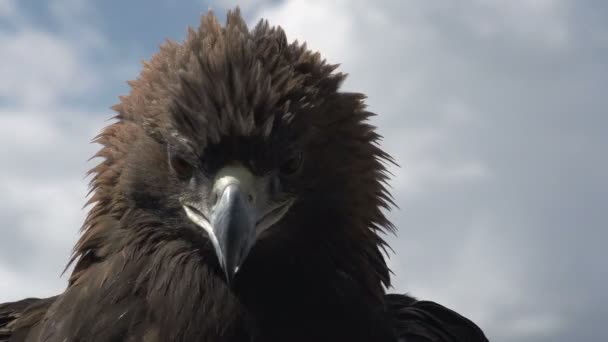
0;9;488;342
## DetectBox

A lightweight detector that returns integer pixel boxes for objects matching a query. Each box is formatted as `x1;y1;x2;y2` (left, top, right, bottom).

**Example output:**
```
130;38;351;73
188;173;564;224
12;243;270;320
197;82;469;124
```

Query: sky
0;1;606;341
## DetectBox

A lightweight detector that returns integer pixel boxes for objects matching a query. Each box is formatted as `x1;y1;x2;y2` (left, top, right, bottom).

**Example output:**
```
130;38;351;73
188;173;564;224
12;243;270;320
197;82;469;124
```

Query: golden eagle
1;9;488;342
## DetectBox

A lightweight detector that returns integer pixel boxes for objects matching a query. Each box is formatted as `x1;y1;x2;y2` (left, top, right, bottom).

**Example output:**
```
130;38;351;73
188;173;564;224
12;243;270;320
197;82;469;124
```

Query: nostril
211;191;219;206
247;193;254;203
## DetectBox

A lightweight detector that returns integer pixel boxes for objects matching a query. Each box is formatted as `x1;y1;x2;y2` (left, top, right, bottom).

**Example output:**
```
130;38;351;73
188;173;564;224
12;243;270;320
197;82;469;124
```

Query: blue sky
1;1;607;341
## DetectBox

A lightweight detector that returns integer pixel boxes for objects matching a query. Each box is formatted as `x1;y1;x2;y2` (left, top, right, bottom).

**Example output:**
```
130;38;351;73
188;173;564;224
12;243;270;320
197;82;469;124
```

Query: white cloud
250;0;354;64
465;0;570;46
0;29;98;107
0;178;85;300
502;313;563;339
0;112;59;147
215;0;277;14
0;2;107;302
47;0;108;49
397;159;490;195
2;178;85;244
0;107;105;302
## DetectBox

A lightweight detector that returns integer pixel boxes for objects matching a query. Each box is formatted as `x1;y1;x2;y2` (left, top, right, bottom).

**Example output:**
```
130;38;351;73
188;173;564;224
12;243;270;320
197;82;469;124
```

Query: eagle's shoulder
0;296;56;342
386;293;489;342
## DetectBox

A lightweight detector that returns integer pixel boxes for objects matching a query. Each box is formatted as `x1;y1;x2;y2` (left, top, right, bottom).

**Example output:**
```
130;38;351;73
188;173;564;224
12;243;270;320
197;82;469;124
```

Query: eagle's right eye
170;154;194;180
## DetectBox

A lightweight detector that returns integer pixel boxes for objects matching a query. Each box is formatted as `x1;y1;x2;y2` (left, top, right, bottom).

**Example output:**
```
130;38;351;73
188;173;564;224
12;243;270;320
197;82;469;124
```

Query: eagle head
73;9;394;302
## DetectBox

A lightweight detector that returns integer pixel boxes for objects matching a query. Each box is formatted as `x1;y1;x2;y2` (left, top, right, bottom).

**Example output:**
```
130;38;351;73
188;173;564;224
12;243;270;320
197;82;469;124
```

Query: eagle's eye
170;154;194;180
280;151;303;176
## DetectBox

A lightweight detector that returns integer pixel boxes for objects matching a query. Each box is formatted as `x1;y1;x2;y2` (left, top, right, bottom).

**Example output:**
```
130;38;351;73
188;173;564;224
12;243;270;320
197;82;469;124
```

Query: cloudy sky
1;0;606;341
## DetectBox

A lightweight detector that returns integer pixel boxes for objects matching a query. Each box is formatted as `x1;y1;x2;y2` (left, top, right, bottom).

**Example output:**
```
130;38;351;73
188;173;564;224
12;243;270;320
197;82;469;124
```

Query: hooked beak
182;165;293;284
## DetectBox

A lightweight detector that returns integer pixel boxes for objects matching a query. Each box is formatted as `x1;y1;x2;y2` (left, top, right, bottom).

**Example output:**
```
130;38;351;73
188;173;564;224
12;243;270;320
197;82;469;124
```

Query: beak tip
223;264;240;286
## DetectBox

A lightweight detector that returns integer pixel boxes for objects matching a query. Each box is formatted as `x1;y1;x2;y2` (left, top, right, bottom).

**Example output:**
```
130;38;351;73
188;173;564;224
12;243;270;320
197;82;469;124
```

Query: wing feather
0;297;56;342
386;293;489;342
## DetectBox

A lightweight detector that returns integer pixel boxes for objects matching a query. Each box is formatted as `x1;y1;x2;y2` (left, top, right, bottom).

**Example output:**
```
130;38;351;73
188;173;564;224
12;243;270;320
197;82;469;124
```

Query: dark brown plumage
0;9;488;342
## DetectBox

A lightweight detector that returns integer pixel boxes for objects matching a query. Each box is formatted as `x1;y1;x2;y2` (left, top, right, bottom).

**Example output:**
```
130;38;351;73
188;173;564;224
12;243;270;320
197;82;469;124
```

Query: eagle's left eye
280;151;303;175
